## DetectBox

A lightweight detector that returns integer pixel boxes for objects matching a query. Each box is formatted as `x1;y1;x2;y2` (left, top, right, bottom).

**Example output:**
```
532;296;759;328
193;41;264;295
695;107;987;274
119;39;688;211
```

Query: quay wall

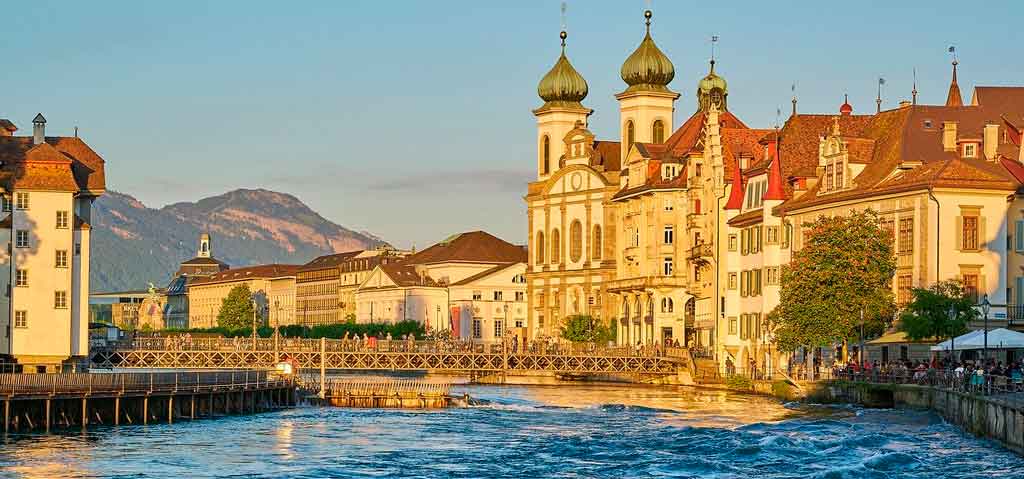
816;381;1024;455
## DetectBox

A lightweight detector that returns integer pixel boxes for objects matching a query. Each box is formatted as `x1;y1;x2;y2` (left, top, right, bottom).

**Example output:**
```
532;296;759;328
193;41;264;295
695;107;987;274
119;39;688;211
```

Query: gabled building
187;263;300;329
0;113;105;371
295;247;405;327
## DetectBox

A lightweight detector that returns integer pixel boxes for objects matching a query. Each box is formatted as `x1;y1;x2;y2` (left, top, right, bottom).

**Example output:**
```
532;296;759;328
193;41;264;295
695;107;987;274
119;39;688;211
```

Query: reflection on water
1;384;1022;478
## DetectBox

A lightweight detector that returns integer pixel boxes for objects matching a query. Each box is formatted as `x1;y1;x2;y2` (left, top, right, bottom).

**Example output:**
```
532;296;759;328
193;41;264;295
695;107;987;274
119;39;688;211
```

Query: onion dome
698;61;727;96
697;60;728;111
537;31;588;108
840;94;853;115
620;10;675;93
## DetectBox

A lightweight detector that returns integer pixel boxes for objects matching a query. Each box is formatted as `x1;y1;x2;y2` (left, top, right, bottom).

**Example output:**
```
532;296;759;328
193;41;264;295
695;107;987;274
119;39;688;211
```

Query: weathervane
710;35;719;63
877;76;885;113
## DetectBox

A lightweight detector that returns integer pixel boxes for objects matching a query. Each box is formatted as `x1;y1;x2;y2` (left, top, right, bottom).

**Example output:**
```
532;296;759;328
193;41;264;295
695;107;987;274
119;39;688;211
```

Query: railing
1007;304;1024;325
833;369;1024;397
687;243;714;260
309;377;451;397
0;370;287;397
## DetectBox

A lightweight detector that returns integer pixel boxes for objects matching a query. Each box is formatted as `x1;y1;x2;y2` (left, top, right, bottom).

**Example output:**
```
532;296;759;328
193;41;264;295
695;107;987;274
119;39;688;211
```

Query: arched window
626;120;635;152
535;231;545;264
550;228;561;264
541;135;551;175
622;298;630;320
652;120;665;143
569;220;583;262
592;225;602;261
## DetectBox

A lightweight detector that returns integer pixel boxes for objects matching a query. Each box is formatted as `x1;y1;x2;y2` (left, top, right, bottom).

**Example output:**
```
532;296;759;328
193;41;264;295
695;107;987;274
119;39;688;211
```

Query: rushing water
1;384;1023;478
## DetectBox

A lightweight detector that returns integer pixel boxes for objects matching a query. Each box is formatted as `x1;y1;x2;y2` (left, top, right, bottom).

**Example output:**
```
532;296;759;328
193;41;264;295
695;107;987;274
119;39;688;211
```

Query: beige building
357;231;527;340
0;113;105;372
295;248;405;327
187;264;299;329
163;233;230;329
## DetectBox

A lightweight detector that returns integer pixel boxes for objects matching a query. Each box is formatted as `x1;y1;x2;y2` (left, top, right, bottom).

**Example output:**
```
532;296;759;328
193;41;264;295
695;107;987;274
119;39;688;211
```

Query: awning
931;328;1024;351
867;331;939;345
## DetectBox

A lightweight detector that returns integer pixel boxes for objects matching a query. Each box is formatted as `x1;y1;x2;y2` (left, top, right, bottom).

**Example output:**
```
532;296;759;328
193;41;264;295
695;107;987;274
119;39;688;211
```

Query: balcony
687;243;714;260
686;213;703;229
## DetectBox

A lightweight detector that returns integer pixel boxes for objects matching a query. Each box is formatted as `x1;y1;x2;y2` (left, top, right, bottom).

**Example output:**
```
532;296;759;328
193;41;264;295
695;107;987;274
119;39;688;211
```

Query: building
163;233;230;329
295;248;405;327
356;231;527;340
187;264;299;329
0;113;105;371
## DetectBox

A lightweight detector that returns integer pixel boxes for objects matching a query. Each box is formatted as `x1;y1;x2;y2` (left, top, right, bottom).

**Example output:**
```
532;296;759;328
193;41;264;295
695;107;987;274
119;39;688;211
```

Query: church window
535;231;545;264
541;136;551;175
592;225;602;261
626;120;635;152
550;229;561;264
569;220;583;262
825;164;834;191
652;120;665;143
834;161;844;189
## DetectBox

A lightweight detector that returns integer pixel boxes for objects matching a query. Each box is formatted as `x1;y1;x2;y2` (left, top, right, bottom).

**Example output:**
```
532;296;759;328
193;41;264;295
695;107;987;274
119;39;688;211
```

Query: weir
0;370;296;433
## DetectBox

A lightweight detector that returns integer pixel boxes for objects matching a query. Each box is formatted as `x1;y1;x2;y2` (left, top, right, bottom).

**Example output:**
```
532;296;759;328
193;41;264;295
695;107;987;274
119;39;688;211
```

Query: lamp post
859;308;865;366
948;304;956;365
980;294;991;363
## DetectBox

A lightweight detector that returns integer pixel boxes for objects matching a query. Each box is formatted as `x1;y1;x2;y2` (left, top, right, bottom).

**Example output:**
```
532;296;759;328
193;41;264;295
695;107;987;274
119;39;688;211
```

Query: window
652;120;665;143
15;269;27;287
766;267;779;286
1;196;10;212
493;291;503;301
964;143;977;158
535;231;545;264
14;311;26;328
728;234;737;252
695;163;703;177
15;192;29;210
962;274;979;302
825;164;834;191
541;136;550;175
75;243;81;256
766;226;779;244
897;275;913;305
728;317;738;335
663;257;673;276
569;220;583;262
550;229;561;263
664;199;673;211
15;230;29;248
55;250;68;268
56;210;70;229
592;225;602;261
54;291;68;309
515;291;525;302
472;291;482;301
626;120;635;152
962;216;979;251
472;319;482;339
494;319;503;338
728;272;737;290
898;218;913;255
664;225;674;245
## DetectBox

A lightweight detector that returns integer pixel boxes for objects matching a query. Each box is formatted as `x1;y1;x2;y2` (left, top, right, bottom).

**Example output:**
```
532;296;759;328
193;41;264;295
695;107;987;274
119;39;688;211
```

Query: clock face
571;172;583;191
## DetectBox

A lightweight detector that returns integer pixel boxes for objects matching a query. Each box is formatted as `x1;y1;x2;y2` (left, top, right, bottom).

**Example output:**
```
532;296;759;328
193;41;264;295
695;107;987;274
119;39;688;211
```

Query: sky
4;1;1023;249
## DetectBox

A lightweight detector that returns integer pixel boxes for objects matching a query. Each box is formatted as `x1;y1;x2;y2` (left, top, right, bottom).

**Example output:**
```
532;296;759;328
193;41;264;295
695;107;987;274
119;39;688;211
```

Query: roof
0;135;106;194
867;331;939;345
190;264;300;286
450;263;520;286
402;231;526;265
727;208;763;227
378;263;441;288
0;120;15;132
299;250;363;272
591;140;621;172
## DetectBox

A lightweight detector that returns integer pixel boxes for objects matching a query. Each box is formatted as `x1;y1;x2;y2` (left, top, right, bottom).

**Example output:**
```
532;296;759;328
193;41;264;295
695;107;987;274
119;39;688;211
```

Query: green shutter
1016;221;1024;252
1017;276;1024;305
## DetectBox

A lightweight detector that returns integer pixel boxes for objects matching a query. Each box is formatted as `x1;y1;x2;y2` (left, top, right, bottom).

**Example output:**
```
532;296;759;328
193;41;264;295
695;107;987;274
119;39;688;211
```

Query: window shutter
741;230;748;255
979;216;987;251
955;216;963;251
1016;221;1024;252
1016;276;1024;305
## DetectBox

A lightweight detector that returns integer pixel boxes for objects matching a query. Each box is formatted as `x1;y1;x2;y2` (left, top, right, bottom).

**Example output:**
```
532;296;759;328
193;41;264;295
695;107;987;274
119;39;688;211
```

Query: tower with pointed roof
697;60;728;113
534;30;592;181
616;9;679;158
946;60;963;107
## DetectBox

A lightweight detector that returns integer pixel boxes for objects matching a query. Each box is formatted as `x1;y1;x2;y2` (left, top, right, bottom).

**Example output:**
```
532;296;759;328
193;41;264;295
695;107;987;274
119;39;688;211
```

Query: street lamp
980;294;991;363
947;304;956;365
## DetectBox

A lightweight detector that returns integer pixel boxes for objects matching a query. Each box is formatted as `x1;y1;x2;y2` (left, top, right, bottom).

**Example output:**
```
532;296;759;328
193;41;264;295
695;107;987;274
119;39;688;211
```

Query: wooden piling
168;395;174;424
190;395;196;419
81;397;88;428
143;396;148;425
114;396;120;425
45;398;51;433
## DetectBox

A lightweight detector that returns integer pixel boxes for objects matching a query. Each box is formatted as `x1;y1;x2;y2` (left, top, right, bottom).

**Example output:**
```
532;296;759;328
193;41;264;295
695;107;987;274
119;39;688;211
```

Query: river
1;384;1022;478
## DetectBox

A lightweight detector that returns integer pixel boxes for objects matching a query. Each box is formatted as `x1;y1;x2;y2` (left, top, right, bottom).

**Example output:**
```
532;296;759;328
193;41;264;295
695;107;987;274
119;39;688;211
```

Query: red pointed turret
945;61;963;107
763;138;786;201
839;94;853;115
724;155;744;210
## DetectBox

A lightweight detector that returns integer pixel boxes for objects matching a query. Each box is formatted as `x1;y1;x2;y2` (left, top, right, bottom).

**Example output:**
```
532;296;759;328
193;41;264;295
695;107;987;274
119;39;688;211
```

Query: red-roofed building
0;114;106;371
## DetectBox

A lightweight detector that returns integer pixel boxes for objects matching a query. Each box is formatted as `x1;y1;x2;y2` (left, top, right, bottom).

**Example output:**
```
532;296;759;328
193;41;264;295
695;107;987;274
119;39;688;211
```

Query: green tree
217;284;255;330
898;280;977;355
774;210;897;352
560;315;611;343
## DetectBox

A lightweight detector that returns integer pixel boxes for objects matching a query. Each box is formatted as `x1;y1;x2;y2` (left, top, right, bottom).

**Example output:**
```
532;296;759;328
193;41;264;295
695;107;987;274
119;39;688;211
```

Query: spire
764;134;785;201
876;77;884;113
791;83;797;117
840;94;853;115
945;60;963;107
724;152;744;210
912;68;918;105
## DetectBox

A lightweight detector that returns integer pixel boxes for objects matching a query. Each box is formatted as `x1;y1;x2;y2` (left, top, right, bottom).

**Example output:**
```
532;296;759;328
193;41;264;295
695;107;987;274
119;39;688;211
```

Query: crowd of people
834;357;1024;394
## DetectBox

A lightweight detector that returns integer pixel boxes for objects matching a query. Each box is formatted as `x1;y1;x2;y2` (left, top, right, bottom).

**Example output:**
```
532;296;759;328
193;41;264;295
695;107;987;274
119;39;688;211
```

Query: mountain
90;188;386;292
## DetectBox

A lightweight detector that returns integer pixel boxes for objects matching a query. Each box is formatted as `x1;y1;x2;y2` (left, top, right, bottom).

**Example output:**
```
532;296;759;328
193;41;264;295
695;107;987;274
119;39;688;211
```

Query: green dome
537;32;588;107
698;61;728;95
620;11;674;93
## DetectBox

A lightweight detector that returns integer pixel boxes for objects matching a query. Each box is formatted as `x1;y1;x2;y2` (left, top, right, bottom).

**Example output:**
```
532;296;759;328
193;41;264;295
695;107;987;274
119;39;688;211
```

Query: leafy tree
560;315;611;343
899;280;978;356
217;284;255;330
773;210;897;352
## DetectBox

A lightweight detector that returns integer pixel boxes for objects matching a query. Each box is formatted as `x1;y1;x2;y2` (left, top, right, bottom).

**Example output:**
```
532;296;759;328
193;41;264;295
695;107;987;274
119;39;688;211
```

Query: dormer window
963;143;977;158
663;164;678;179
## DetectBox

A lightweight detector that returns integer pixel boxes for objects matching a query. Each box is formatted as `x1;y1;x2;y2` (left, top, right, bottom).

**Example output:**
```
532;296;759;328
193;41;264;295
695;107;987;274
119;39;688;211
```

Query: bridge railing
0;370;287;397
110;337;679;359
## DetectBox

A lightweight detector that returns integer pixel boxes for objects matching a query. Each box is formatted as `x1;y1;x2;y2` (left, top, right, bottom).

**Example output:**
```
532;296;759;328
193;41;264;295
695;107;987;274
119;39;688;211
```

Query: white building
0;114;105;372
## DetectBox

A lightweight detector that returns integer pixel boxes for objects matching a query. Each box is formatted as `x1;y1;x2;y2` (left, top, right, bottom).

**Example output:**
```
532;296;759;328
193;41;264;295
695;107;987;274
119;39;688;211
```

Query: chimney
32;113;46;145
983;123;999;160
942;121;958;151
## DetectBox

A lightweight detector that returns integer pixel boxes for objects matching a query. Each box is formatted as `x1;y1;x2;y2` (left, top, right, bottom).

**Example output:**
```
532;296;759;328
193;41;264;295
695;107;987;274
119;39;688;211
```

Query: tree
218;284;255;330
560;315;611;343
773;210;897;352
899;280;978;356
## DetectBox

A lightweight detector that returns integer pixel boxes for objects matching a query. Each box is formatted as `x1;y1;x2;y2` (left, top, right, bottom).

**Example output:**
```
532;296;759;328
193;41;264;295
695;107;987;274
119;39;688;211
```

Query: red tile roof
190;264;300;286
299;250;363;272
0;134;106;194
377;263;441;288
402;231;526;265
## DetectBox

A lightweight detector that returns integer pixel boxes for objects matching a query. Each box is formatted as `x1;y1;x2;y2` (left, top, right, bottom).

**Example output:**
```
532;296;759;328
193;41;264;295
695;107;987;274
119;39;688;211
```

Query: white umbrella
931;328;1024;351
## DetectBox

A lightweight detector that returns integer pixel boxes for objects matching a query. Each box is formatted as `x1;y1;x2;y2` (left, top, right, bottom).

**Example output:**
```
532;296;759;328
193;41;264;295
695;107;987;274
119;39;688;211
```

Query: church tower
534;30;591;181
198;232;212;258
617;9;678;158
697;60;728;112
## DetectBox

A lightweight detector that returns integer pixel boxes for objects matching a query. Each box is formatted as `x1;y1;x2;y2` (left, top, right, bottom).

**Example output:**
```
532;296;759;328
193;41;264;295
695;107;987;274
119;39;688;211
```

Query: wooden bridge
90;338;687;376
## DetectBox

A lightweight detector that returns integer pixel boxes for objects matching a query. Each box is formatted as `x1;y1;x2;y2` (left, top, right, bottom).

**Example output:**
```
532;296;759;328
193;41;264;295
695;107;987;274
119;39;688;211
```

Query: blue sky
4;1;1022;249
